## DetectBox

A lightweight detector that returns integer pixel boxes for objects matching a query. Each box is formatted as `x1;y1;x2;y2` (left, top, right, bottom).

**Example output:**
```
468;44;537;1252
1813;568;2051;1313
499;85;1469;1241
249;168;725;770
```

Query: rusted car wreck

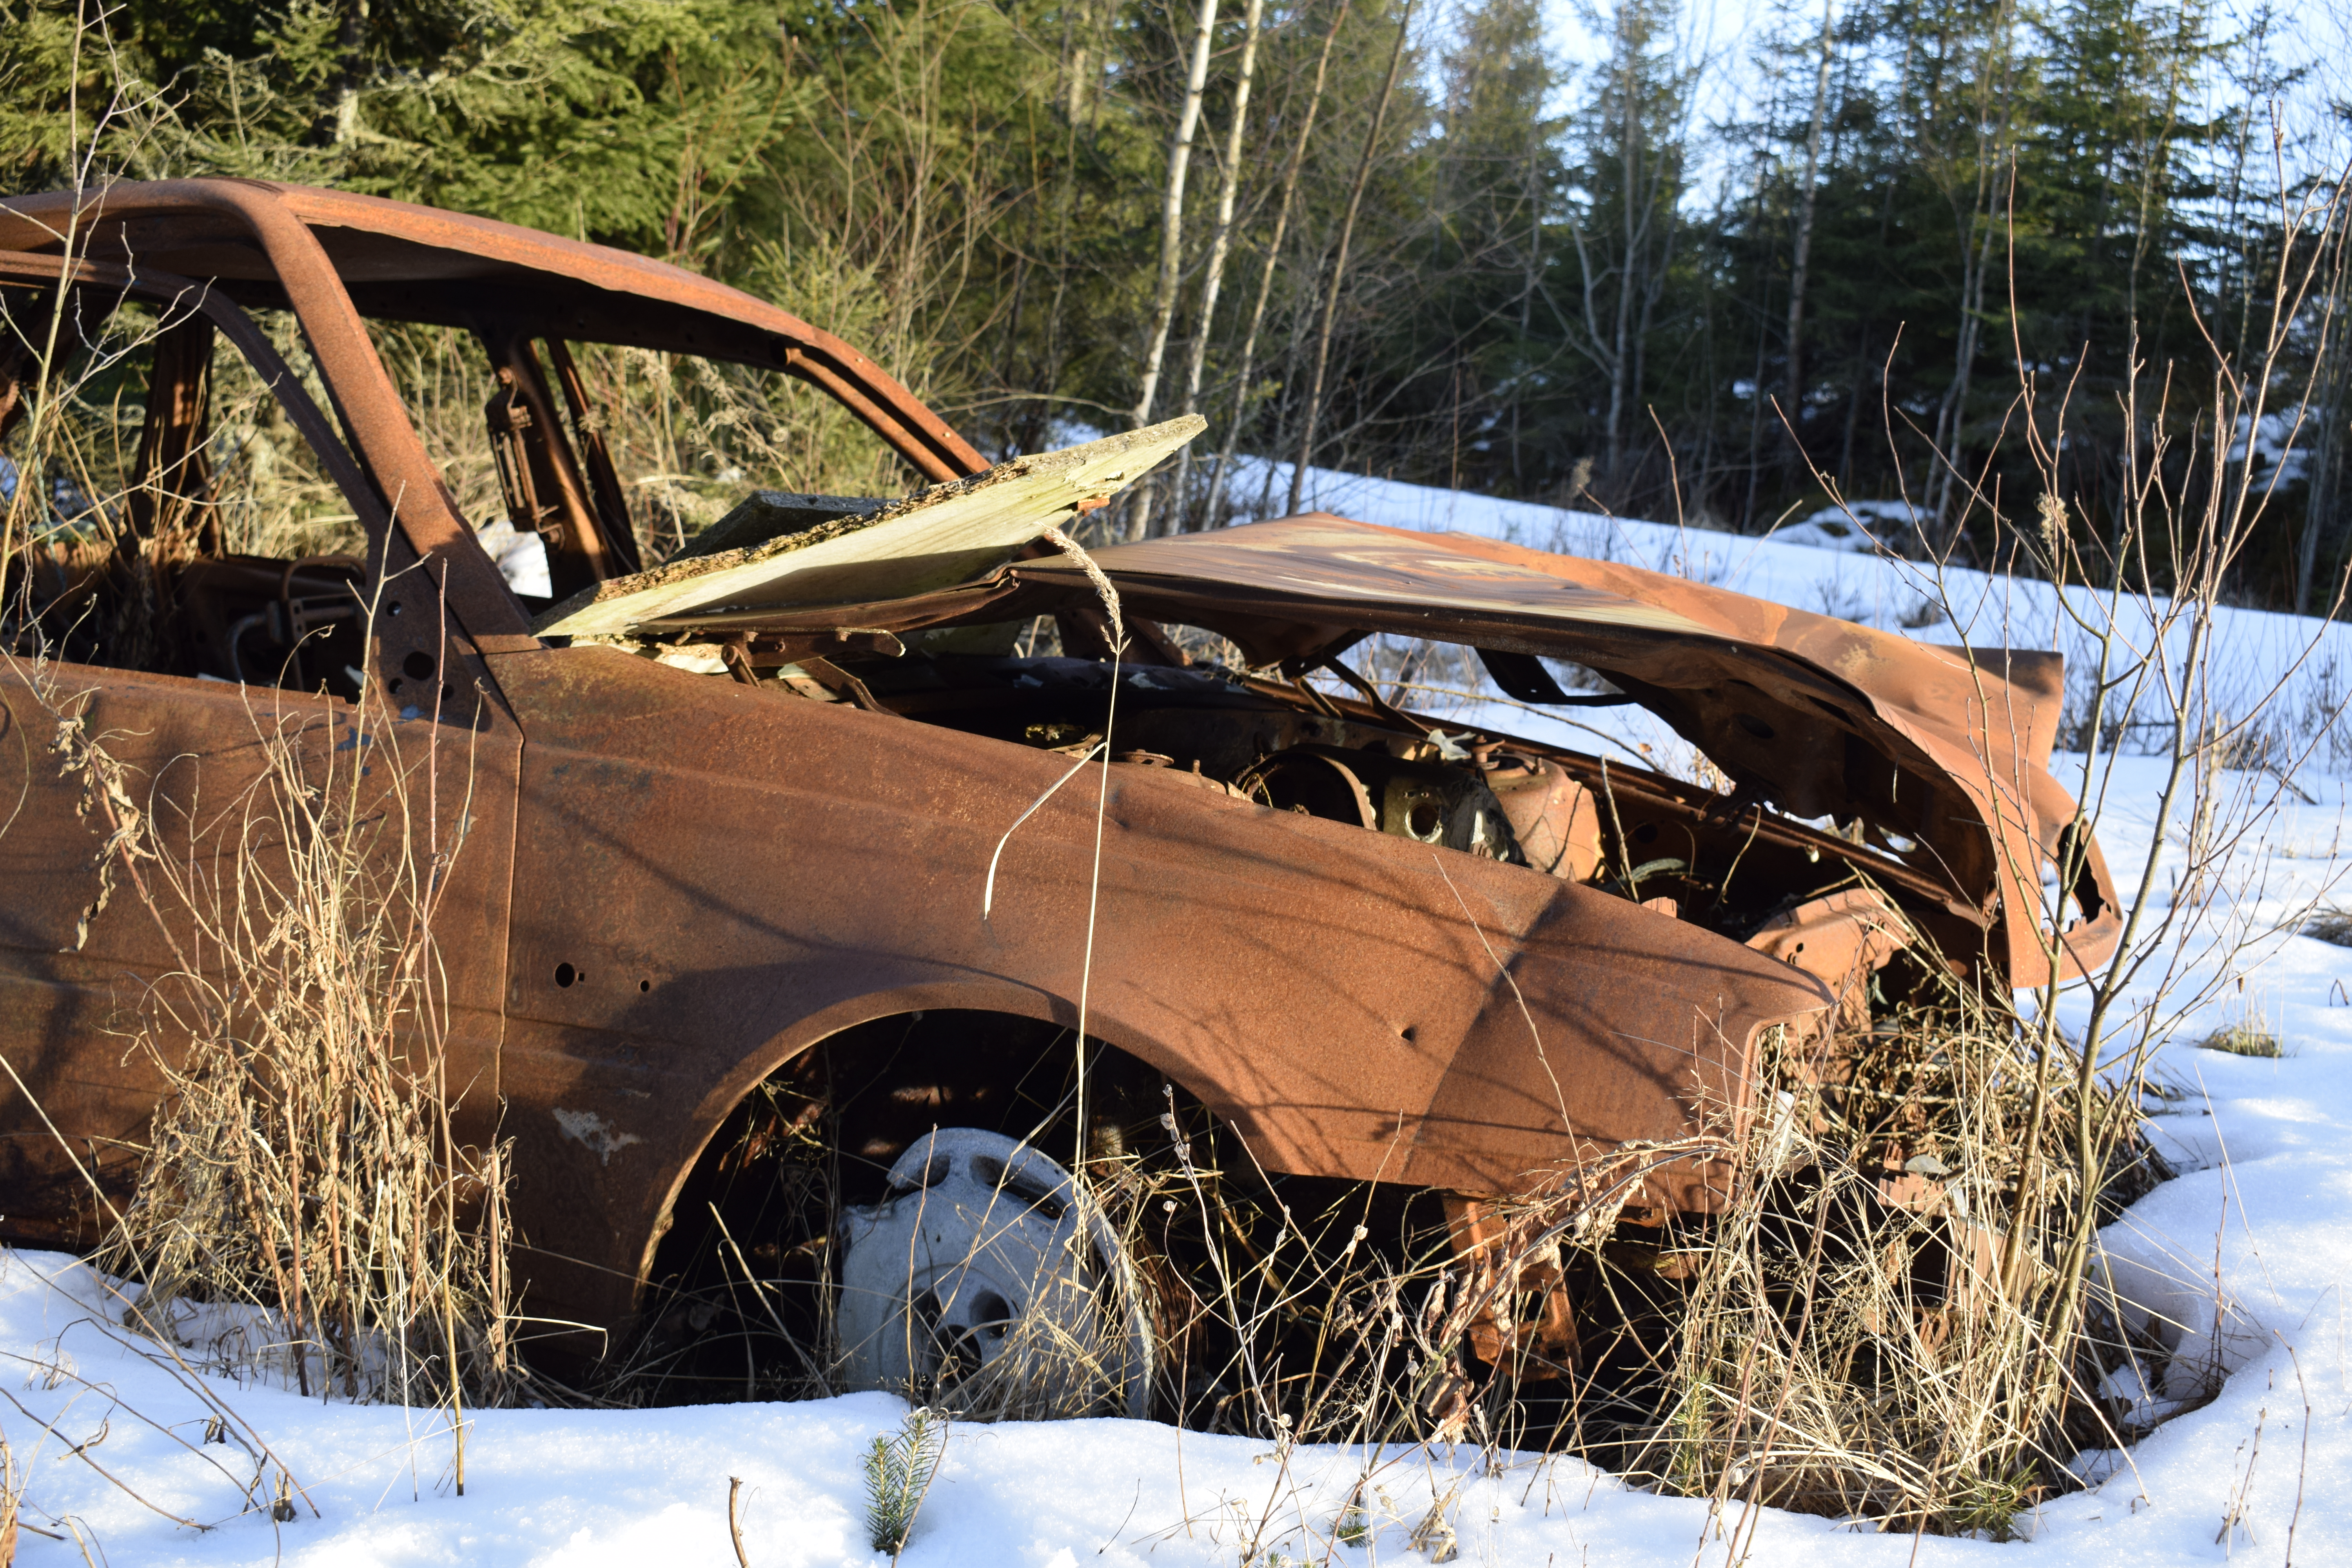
0;181;2121;1415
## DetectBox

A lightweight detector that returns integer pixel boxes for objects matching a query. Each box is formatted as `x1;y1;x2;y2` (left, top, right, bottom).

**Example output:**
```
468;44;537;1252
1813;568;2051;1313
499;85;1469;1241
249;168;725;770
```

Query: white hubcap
837;1128;1150;1417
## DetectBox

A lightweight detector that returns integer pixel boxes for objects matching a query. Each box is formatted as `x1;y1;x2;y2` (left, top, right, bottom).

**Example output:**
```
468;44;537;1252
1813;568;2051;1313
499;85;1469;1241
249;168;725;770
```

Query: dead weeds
63;665;517;1411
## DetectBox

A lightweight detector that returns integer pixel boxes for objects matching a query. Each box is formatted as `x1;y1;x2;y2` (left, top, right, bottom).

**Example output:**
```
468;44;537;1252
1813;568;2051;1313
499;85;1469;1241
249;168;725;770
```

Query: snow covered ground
1242;457;2352;779
6;470;2352;1565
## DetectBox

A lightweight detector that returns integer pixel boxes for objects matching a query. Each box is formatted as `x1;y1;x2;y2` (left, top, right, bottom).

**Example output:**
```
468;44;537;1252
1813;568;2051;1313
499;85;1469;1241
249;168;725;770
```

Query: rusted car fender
485;648;1828;1329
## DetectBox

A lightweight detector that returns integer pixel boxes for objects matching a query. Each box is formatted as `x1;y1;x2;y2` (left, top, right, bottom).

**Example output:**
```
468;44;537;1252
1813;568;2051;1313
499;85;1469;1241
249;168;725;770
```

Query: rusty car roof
0;178;996;637
0;178;987;484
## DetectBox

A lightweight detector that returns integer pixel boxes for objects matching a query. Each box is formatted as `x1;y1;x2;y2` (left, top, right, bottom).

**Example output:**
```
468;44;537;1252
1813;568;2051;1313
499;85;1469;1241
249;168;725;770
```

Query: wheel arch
621;978;1267;1327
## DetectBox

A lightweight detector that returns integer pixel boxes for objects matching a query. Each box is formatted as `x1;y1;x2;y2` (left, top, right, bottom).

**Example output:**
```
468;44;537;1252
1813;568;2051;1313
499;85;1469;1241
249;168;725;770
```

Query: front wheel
836;1127;1153;1419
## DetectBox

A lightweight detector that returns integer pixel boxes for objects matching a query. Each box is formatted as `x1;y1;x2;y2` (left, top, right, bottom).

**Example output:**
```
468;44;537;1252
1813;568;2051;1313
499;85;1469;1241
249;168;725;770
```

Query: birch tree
1167;0;1264;531
1127;0;1220;537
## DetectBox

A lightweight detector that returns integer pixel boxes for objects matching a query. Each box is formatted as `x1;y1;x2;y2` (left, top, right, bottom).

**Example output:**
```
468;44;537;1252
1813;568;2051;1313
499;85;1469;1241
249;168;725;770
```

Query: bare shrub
1602;153;2352;1541
1599;994;2164;1535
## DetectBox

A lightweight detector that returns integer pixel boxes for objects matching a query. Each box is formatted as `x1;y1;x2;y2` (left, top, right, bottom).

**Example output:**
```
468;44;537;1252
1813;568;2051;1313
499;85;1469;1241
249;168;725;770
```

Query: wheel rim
837;1127;1152;1418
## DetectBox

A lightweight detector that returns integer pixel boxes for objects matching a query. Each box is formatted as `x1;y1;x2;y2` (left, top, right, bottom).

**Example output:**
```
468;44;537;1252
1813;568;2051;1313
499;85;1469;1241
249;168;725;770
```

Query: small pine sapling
863;1406;947;1557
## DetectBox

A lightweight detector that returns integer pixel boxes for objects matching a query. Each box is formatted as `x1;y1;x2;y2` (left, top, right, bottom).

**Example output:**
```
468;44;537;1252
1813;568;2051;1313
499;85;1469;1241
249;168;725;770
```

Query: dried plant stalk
1577;986;2172;1537
85;674;513;1410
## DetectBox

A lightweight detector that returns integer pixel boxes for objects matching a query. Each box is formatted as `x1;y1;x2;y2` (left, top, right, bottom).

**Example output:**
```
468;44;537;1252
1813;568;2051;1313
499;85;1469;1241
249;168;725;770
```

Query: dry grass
65;661;516;1412
2197;1021;2285;1058
1623;1011;2078;1530
1349;963;2177;1538
2301;906;2352;947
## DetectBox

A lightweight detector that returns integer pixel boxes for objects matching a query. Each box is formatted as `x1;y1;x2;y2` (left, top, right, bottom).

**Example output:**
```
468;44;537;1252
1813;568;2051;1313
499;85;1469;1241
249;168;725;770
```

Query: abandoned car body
0;181;2122;1407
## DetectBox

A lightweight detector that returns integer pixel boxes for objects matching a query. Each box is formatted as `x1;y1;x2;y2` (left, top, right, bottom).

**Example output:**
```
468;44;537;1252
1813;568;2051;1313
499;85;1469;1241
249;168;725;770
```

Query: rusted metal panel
484;645;1826;1328
1014;517;2123;987
0;664;519;1245
0;180;990;488
534;419;1203;639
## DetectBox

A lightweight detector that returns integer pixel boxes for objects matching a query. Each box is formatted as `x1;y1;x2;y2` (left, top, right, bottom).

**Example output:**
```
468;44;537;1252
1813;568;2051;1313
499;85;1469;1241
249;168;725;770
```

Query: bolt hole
385;678;403;695
639;978;651;993
387;601;403;617
403;650;437;681
555;962;577;988
1634;822;1660;844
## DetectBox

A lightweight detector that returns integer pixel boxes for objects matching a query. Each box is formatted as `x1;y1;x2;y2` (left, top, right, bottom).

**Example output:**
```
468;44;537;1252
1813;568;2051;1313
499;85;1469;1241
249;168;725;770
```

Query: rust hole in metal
1633;823;1660;844
555;963;578;988
1736;713;1776;740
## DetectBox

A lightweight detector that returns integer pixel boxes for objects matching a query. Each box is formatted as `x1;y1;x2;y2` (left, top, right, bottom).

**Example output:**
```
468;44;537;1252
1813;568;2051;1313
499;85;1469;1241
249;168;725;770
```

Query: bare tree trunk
1205;0;1350;526
1926;12;2017;550
1739;147;1774;529
1781;0;1833;476
1514;116;1541;488
1127;0;1221;538
1929;193;2002;543
2298;221;2351;613
1601;22;1656;487
1169;0;1265;531
1288;1;1413;516
1546;3;1692;512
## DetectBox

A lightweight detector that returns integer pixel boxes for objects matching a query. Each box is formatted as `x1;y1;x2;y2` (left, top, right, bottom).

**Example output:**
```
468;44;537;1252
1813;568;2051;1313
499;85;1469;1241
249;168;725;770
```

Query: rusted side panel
486;648;1826;1329
0;663;519;1243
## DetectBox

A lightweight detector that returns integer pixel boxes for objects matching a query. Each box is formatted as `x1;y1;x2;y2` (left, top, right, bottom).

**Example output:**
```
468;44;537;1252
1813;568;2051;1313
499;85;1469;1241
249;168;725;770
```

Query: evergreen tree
1;0;2337;598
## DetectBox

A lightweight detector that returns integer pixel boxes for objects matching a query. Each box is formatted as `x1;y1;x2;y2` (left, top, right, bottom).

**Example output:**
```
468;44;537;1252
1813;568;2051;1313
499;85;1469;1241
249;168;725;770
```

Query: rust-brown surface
0;665;514;1243
483;645;1824;1326
0;181;2115;1345
1012;517;2122;987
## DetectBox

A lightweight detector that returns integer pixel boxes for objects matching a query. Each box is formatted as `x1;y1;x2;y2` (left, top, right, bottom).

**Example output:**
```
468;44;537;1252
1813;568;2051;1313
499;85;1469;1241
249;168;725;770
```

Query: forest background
2;0;2347;608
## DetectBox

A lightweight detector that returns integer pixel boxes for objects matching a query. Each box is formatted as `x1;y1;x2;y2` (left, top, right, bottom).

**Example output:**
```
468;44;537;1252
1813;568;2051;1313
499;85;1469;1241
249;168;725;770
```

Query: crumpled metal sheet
532;418;1204;639
1013;515;2122;988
